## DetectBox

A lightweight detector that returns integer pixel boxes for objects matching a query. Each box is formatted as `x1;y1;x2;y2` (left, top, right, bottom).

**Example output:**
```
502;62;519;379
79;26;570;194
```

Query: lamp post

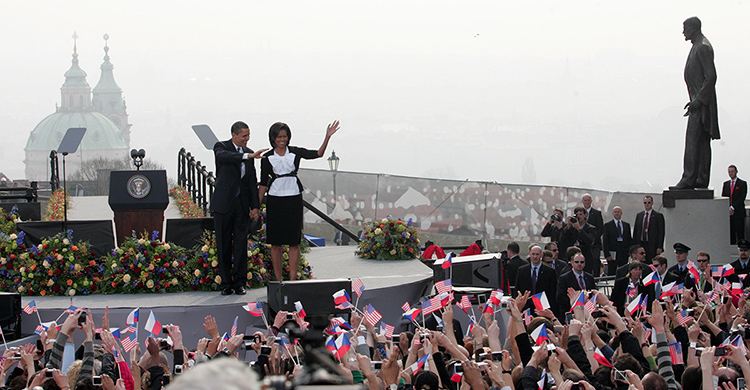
327;151;340;213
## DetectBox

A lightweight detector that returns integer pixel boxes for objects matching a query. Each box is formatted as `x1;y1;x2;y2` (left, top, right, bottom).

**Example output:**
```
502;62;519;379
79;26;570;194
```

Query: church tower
92;34;131;144
60;32;93;112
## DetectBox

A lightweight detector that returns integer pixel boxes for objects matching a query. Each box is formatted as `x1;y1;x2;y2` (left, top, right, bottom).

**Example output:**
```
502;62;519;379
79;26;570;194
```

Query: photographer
541;208;566;244
559;207;597;275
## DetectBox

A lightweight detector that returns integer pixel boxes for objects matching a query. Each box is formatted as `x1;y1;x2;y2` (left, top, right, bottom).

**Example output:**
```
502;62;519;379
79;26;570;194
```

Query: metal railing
178;148;215;215
0;182;38;203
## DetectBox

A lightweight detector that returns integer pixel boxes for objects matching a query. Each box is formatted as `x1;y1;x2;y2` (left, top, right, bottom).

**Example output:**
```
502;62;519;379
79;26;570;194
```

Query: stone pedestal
663;197;731;263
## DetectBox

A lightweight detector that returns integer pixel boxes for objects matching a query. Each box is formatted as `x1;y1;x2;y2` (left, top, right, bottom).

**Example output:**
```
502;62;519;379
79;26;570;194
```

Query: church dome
25;111;127;151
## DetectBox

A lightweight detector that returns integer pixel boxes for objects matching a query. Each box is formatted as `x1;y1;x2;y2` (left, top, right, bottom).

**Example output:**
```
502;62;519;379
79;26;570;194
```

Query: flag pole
35;309;43;325
0;328;7;350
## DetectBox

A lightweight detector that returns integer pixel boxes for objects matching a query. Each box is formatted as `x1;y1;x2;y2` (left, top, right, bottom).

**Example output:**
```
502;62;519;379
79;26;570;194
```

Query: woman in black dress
258;120;340;280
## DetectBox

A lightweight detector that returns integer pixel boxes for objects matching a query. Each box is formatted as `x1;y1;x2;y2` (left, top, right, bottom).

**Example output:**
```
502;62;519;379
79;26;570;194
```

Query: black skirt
266;194;303;246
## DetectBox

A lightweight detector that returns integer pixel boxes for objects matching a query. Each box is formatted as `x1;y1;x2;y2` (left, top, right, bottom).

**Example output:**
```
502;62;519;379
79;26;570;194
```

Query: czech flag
732;282;744;296
144;311;162;335
483;302;494;315
294;301;306;319
722;264;736;278
490;290;503;306
333;334;351;359
643;271;660;286
126;308;139;325
403;308;422;322
243;302;264;317
409;353;430;373
530;324;549;346
333;289;351;305
686;261;700;282
570;291;586;312
594;347;612;367
326;336;337;353
531;292;550;311
442;253;453;269
626;294;644;315
660;282;677;299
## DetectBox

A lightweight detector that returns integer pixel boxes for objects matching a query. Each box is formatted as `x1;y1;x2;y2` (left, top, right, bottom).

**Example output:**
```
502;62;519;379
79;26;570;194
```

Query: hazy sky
3;1;750;192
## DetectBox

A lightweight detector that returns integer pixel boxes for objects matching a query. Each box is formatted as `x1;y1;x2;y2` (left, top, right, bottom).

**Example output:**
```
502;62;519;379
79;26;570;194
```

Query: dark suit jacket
560;223;597;274
210;140;260;214
684;272;715;293
633;210;665;259
666;264;691;285
515;263;557;314
722;178;747;216
549;259;569;278
506;255;527;294
602;219;633;267
556;270;596;314
730;259;750;288
610;277;655;315
587;208;604;246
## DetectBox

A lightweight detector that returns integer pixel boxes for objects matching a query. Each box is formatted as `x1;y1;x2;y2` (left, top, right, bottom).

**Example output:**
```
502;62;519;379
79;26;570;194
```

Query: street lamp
327;151;340;212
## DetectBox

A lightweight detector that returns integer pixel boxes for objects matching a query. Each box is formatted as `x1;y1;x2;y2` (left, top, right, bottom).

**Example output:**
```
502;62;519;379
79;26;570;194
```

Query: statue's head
683;17;701;41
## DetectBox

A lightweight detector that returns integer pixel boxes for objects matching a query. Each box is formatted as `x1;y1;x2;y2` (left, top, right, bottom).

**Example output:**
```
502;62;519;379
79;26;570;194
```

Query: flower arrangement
356;216;421;260
44;189;69;221
168;186;206;218
102;231;190;294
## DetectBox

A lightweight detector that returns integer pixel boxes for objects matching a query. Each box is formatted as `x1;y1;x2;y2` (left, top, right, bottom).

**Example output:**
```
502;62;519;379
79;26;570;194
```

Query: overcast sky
3;1;750;192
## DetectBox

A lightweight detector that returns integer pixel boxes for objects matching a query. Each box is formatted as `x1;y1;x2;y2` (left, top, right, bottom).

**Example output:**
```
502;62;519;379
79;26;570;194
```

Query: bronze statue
673;17;720;189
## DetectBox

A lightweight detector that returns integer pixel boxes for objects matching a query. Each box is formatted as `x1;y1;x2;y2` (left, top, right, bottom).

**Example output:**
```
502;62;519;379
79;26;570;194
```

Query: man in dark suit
582;193;604;265
211;121;266;296
543;242;568;277
633;196;666;263
684;251;714;293
722;165;747;244
673;16;720;190
603;206;633;276
616;245;646;280
651;255;679;297
516;246;558;316
560;207;598;275
730;239;750;288
505;241;527;294
556;252;596;315
666;242;692;285
610;262;655;316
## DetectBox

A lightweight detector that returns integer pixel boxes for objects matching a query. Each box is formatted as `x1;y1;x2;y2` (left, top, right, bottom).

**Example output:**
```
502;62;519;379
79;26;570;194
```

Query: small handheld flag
23;300;37;314
126;308;140;325
531;292;550;311
230;316;238;337
144;311;162;335
333;289;351;305
294;301;306;319
243;302;264;317
441;253;453;269
352;278;365;298
530;324;549;346
364;304;383;327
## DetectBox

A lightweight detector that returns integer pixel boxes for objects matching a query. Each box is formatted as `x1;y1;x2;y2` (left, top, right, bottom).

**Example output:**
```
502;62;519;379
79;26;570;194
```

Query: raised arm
316;120;340;157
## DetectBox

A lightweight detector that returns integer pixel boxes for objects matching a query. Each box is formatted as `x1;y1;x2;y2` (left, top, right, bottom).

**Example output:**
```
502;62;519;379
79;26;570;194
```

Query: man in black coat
730;239;750;288
651;255;679;297
582;193;604;265
633;196;666;263
543;242;568;277
722;165;747;244
210;121;266;296
610;262;655;316
516;246;557;316
603;206;633;276
560;207;598;275
615;245;647;280
556;251;596;315
666;242;692;285
505;241;527;294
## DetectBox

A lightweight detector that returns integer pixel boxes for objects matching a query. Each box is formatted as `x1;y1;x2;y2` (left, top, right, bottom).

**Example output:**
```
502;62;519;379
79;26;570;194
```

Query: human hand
28;368;48;389
725;344;750;369
699;346;716;367
650;301;666;333
101;330;119;356
102;306;110;330
356;354;374;377
567;319;583;337
101;374;116;390
536;309;555;320
203;316;220;339
381;357;400;386
443;303;454;324
226;334;244;355
326;121;341;138
61;308;83;337
114;378;126;390
248;149;270;159
682;289;696;307
461;360;485;389
46;321;59;341
196;337;209;354
166;324;184;350
83;313;95;341
146;337;160;358
250;209;259;221
485;360;506;387
529;341;550;366
688;322;701;342
515;291;530;312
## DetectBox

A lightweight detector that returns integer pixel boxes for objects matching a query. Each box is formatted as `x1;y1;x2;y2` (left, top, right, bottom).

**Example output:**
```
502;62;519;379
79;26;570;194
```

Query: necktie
642;212;650;241
617;220;623;237
578;275;585;290
731;180;736;199
655;276;661;297
532;266;538;292
237;147;246;179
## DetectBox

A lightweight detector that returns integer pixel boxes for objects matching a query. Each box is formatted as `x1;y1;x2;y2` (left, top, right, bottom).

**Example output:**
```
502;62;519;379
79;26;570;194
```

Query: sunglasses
644;201;653;204
638;252;646;255
696;259;709;263
572;261;585;264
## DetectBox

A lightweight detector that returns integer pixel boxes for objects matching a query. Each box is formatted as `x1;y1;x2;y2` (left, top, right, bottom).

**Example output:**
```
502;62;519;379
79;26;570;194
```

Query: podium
108;170;168;246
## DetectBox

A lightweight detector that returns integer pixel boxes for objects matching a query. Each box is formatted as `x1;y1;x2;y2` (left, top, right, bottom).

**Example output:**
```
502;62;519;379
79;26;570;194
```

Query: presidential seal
126;174;151;199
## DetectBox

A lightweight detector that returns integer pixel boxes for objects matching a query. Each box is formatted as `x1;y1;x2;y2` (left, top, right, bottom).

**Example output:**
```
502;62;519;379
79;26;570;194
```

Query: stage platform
10;246;433;350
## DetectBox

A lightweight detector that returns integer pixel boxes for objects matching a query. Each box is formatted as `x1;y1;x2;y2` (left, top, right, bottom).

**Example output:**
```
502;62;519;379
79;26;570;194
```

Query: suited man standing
560;207;598;275
684;251;714;293
603;206;633;276
582;194;604;265
722;165;747;244
730;239;750;288
615;245;647;280
211;121;267;296
505;241;527;294
556;251;596;315
633;196;666;262
543;242;568;276
516;246;558;315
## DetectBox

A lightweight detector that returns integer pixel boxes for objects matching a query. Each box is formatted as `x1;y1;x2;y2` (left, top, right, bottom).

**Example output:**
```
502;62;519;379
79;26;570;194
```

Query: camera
455;363;463;373
174;365;183;375
591;310;605;319
478;352;491;361
550;214;561;222
287;312;295;320
569;216;579;223
92;376;102;386
45;370;55;378
715;347;726;356
78;312;87;325
492;352;503;362
371;361;383;370
260;346;272;355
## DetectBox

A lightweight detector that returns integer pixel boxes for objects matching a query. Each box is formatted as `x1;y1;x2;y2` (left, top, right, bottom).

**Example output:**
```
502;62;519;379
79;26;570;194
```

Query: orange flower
66;279;73;286
40;291;46;296
72;246;78;251
48;270;54;276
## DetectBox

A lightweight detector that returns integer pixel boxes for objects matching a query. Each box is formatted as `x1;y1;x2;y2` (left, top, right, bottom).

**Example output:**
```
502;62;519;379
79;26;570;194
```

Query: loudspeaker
267;279;351;317
433;253;501;288
0;293;22;341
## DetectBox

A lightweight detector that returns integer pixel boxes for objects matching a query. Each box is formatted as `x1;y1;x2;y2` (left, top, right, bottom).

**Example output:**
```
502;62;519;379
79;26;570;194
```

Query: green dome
25;111;127;151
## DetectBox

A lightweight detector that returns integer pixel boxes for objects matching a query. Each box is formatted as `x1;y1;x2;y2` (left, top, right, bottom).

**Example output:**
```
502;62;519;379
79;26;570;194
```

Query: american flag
401;302;411;312
676;310;692;326
435;279;452;294
643;324;651;341
456;295;472;313
23;300;37;314
33;323;48;335
121;325;137;334
626;285;636;298
668;342;684;365
64;305;79;314
364;304;383;327
352;278;365;298
336;301;355;310
121;333;138;353
230;316;238;337
381;323;395;338
422;296;442;315
585;294;597;314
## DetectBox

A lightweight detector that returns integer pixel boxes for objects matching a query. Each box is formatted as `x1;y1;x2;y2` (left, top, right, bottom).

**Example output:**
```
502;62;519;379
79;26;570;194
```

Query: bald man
603;206;633;275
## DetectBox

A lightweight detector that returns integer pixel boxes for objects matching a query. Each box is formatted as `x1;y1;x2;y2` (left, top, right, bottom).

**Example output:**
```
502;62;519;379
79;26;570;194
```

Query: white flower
9;233;17;240
163;243;171;250
63;238;69;245
68;289;76;296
